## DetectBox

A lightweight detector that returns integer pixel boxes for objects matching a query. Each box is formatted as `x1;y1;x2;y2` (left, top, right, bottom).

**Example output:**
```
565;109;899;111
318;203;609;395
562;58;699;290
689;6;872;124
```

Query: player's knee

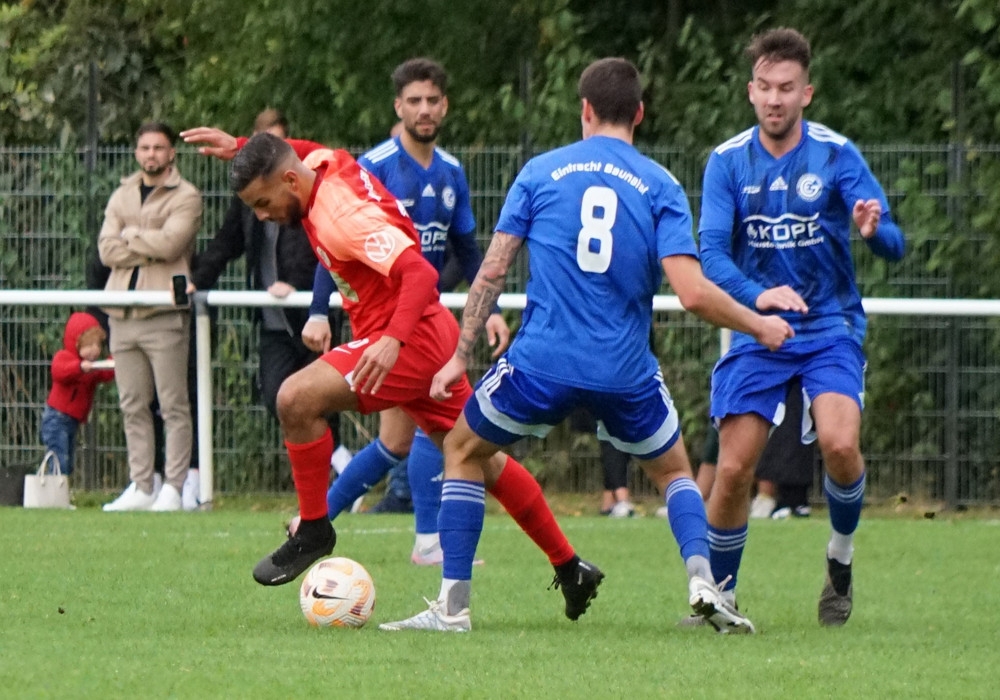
819;434;860;467
442;425;487;468
441;429;466;462
378;432;413;456
275;376;316;426
715;459;756;494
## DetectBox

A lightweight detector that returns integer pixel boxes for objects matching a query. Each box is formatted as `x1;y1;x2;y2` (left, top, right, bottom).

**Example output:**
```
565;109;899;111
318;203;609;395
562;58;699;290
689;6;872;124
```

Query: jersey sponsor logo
364;230;397;263
399;199;415;208
744;213;823;250
769;176;788;191
442;186;456;210
417;224;448;251
796;174;823;202
742;185;762;194
421;183;436;198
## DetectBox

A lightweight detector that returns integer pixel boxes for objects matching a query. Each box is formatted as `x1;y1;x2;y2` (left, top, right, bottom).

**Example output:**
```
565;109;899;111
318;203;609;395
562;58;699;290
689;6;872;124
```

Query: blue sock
707;524;748;592
438;480;485;581
408;430;442;535
665;477;710;561
825;472;865;536
386;459;411;500
326;438;404;520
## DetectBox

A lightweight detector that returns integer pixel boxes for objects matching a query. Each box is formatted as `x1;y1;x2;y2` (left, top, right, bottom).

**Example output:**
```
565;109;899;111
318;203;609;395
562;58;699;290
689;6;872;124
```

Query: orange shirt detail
301;149;437;339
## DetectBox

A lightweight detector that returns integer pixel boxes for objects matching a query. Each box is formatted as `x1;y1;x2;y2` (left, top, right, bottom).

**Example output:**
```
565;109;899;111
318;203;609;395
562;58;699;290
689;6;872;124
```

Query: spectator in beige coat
99;122;202;512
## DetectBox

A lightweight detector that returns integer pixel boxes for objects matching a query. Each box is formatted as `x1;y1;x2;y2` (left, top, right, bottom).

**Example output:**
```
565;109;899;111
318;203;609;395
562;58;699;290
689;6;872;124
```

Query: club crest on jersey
442;186;456;210
315;246;332;268
364;230;396;263
796;174;823;202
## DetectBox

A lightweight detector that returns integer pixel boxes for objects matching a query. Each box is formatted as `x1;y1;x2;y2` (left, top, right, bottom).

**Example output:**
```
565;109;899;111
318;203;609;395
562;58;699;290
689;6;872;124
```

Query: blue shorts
711;336;866;432
463;358;680;460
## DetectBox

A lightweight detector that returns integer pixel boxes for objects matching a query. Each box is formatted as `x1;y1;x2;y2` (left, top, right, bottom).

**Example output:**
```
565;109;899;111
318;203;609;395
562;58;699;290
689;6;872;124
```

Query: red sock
488;455;575;566
286;429;333;521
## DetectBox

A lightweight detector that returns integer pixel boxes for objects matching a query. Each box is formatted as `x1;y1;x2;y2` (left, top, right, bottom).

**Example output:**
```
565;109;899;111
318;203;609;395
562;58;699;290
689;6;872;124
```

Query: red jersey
299;148;442;340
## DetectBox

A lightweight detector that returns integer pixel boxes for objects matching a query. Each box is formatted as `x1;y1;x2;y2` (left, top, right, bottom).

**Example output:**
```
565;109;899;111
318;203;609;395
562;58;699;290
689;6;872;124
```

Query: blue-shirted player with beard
304;58;511;566
698;28;905;628
381;57;794;633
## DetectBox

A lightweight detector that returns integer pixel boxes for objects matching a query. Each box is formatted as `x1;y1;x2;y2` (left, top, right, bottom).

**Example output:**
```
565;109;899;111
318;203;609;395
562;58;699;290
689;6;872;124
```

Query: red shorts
320;307;472;435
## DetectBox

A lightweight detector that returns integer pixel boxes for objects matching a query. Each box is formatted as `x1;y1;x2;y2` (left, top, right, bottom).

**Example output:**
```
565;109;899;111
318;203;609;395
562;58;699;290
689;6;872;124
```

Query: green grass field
3;503;998;699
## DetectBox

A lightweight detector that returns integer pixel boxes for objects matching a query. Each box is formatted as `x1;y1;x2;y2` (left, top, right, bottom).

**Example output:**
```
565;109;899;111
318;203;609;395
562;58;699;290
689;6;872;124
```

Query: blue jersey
358;137;477;273
498;135;697;391
699;120;905;349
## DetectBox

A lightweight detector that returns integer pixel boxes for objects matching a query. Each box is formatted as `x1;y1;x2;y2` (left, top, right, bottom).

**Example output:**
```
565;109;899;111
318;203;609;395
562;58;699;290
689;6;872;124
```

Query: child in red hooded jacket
41;312;116;475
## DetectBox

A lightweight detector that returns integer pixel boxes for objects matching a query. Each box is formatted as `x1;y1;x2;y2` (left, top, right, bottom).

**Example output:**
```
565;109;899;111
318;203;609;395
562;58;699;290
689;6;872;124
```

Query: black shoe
252;519;336;586
367;491;413;514
550;558;605;621
818;557;853;626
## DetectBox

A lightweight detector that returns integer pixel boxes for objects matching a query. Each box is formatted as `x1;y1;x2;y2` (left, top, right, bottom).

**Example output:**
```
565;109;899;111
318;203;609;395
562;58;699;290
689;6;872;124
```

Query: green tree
0;0;186;145
173;0;566;146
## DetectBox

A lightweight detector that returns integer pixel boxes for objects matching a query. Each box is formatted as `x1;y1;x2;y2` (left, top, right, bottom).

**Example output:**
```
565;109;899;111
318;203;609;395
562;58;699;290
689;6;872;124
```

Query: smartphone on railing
172;274;189;306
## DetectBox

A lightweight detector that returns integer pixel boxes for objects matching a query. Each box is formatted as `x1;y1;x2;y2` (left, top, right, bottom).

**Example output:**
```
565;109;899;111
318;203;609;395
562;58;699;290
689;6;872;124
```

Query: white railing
3;288;997;507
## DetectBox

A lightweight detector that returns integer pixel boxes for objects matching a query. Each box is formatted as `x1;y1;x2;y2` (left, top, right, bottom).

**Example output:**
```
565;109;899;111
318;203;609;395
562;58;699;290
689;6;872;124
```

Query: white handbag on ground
23;451;72;509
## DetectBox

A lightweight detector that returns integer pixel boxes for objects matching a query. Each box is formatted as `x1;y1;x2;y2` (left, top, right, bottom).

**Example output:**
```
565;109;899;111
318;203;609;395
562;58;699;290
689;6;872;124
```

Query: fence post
194;293;214;509
944;319;959;509
944;65;963;509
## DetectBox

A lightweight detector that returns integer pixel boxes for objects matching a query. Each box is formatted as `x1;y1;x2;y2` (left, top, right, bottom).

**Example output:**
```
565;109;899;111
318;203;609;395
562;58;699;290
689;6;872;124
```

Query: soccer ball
299;557;376;628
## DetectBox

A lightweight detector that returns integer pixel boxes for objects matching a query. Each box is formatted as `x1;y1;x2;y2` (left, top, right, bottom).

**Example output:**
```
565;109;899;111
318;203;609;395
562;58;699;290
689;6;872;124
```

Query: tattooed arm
430;232;523;400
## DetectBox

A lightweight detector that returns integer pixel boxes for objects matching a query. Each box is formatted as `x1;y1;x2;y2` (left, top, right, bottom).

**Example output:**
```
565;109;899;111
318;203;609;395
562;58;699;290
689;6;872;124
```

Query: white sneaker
151;483;182;512
379;598;471;632
749;494;776;519
409;540;484;566
411;541;444;566
181;469;200;511
688;575;756;634
103;482;156;512
609;500;636;518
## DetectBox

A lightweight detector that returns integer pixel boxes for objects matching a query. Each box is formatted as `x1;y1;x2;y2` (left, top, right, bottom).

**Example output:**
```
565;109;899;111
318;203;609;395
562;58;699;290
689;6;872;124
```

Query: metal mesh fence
2;143;999;504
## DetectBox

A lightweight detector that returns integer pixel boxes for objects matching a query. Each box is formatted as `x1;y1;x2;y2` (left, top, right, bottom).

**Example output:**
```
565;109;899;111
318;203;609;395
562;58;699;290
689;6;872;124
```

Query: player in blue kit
304;58;511;566
381;57;794;633
698;28;905;627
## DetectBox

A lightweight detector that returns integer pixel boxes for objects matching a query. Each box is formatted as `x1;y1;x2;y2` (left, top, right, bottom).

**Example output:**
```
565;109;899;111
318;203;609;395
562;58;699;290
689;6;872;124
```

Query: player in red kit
181;127;602;621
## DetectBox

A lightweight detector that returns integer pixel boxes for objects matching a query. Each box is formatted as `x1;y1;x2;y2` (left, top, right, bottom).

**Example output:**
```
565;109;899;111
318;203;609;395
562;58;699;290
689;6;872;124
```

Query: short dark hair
135;122;176;145
253;108;289;135
745;27;811;73
229;132;294;193
577;58;642;127
391;57;448;96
